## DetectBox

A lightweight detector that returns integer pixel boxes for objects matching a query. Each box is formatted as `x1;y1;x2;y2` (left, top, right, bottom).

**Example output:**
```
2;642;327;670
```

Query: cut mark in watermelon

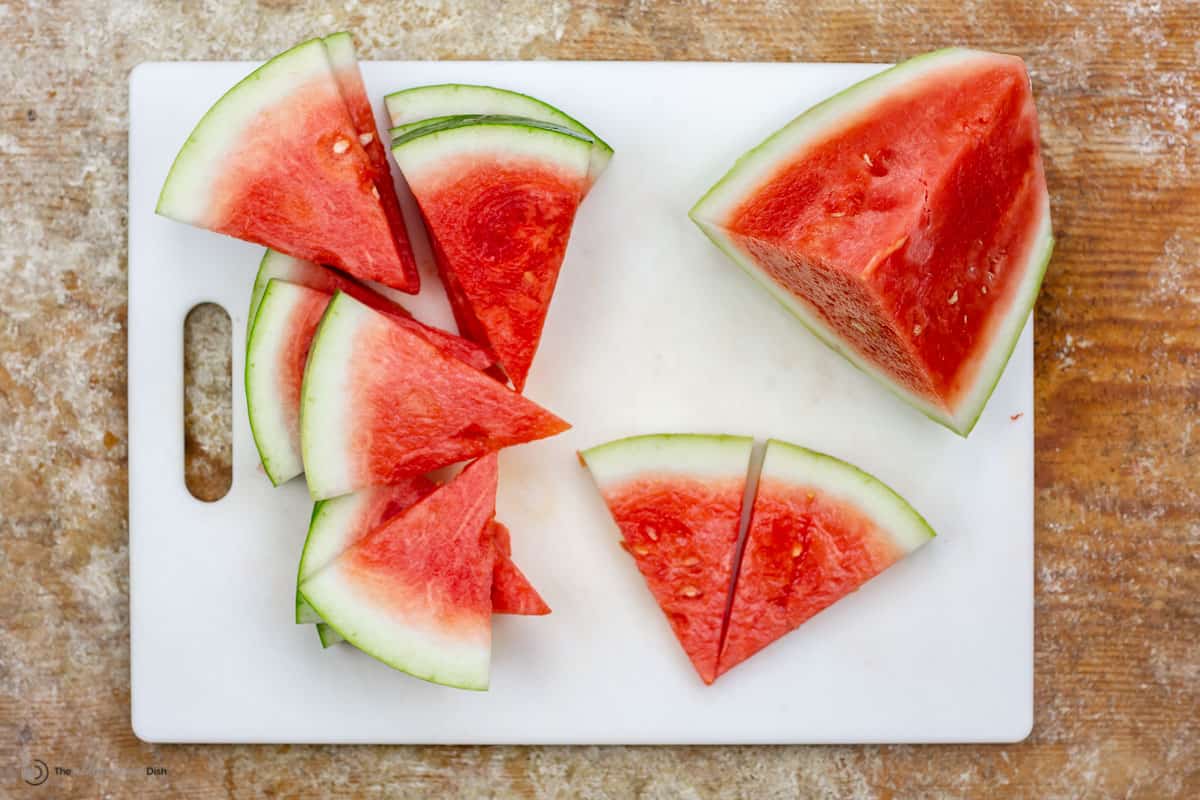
391;117;592;391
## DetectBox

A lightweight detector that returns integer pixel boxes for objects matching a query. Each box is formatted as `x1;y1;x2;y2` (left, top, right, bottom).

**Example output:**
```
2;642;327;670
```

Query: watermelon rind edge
298;291;361;501
580;433;755;487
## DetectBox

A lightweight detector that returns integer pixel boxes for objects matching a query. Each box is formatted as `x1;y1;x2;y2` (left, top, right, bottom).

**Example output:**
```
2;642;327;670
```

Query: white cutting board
128;60;1034;744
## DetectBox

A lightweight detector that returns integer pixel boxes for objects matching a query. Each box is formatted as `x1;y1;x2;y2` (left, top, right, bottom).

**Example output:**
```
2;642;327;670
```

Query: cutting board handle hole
183;302;233;502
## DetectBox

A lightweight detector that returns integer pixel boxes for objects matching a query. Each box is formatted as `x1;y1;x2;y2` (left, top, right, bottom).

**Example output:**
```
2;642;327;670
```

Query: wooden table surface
1;1;1196;797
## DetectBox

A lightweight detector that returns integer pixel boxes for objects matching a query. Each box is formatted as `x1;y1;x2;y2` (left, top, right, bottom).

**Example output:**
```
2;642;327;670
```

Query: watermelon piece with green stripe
717;440;934;678
581;434;754;685
300;291;569;500
155;38;418;293
690;48;1053;435
299;454;499;689
390;116;594;391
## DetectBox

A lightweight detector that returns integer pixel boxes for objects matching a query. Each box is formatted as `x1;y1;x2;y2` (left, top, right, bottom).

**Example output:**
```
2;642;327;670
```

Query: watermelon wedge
384;84;613;188
390;116;593;391
299;454;498;689
156;38;418;293
717;440;934;677
295;482;549;625
581;434;754;685
690;48;1054;435
247;249;494;370
300;291;569;500
322;33;420;294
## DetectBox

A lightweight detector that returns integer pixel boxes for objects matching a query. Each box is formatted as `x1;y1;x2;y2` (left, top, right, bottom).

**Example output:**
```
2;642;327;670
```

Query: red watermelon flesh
489;521;551;616
300;292;570;500
323;33;420;293
156;40;416;293
401;146;587;391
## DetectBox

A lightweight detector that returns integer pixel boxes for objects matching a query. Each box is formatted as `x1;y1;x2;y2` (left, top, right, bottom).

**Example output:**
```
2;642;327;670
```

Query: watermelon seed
981;285;989;295
332;138;350;154
681;556;701;567
861;153;873;167
633;544;649;555
645;526;659;541
679;585;701;598
913;324;923;336
829;211;846;217
948;290;959;305
371;185;380;199
791;544;804;558
359;132;374;146
850;321;867;333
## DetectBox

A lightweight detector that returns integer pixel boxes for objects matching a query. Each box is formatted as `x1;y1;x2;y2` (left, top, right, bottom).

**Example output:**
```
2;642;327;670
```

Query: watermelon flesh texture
582;434;754;685
248;249;495;371
391;119;591;391
489;520;551;615
322;33;419;293
691;49;1053;435
300;454;499;689
717;440;934;678
300;291;570;500
155;38;417;293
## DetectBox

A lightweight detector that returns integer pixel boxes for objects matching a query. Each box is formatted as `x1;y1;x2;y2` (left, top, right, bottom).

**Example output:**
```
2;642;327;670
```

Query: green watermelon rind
389;114;595;155
580;433;755;488
689;48;1054;437
384;83;613;182
247;249;322;349
245;278;324;487
316;622;345;648
758;439;936;555
156;38;332;222
293;494;358;623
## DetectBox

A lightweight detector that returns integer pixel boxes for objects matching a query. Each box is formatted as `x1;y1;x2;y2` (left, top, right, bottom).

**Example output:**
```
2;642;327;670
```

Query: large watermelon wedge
156;38;418;293
295;482;549;625
390;116;593;391
690;49;1053;435
322;33;420;293
300;291;569;500
717;440;934;678
384;84;612;189
581;434;754;685
299;454;499;689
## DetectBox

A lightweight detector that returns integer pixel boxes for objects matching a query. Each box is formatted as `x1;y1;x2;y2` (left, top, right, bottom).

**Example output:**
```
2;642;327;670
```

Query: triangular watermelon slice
717;440;934;678
295;481;549;625
299;454;499;689
156;38;419;293
690;49;1053;435
390;116;594;390
300;291;569;500
581;434;754;685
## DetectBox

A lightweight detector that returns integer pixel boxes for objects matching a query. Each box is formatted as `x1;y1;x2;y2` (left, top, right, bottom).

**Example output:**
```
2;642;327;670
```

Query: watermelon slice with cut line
384;84;613;189
717;439;934;677
300;291;569;500
690;48;1054;436
299;454;499;689
295;481;549;625
581;434;754;685
322;32;420;294
156;38;418;293
247;249;494;370
390;116;594;391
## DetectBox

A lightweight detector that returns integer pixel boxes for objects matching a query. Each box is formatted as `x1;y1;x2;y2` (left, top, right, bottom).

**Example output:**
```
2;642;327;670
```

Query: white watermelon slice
299;454;499;689
156;38;419;293
384;83;613;188
690;48;1054;435
300;291;569;500
718;440;934;677
390;117;593;391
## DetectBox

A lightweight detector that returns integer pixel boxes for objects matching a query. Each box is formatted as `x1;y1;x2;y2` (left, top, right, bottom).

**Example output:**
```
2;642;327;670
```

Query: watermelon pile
158;35;609;689
582;434;935;683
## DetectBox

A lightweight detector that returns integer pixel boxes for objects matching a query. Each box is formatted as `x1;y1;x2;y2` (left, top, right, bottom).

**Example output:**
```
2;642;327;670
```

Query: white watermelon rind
383;83;613;182
689;47;1054;437
293;491;369;623
156;38;333;223
759;439;935;555
245;278;322;487
580;433;755;489
248;249;321;348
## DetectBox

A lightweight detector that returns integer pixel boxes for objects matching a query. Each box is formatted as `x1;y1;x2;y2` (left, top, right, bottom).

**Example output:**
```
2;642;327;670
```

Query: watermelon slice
384;84;613;188
717;439;934;677
690;48;1054;435
390;116;593;391
295;482;549;625
300;291;569;500
322;33;420;294
299;454;498;689
581;434;754;685
156;38;419;293
247;249;494;370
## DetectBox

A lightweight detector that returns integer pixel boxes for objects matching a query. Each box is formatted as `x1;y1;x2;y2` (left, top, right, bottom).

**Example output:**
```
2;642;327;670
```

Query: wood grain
0;1;1196;797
